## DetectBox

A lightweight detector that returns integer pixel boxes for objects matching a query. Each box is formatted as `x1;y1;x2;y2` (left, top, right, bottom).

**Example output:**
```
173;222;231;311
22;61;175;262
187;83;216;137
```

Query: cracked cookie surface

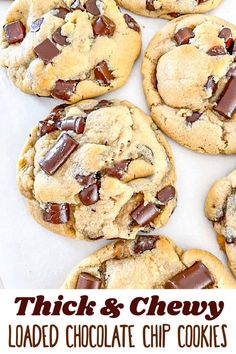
142;15;236;154
62;235;236;288
17;99;176;241
205;170;236;277
115;0;223;19
0;0;141;102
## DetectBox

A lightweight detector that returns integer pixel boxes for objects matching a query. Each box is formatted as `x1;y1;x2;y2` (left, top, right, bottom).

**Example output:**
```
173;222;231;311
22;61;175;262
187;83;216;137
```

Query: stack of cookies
1;0;236;289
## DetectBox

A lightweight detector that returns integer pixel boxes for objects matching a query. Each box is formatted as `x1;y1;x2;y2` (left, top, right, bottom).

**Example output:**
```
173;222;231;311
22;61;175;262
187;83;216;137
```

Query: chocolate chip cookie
142;15;236;154
205;169;236;277
0;0;141;102
62;235;236;288
115;0;223;19
17;99;176;240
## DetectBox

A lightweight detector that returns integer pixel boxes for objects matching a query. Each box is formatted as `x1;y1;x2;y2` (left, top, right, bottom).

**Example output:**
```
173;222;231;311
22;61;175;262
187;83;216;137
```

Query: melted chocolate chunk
207;46;226;56
214;77;236;118
219;28;232;42
38;120;58;138
51;80;78;100
103;160;130;179
79;183;100;206
83;100;112;114
164;262;214;289
174;27;195;46
146;0;155;11
167;12;181;18
94;61;114;85
205;76;218;95
54;8;70;19
133;235;159;254
57;117;86;134
156;186;176;204
131;202;161;226
186;112;202;123
4;21;26;45
93;16;116;36
31;18;44;32
52;27;69;46
42;203;69;224
85;0;100;15
39;133;78;175
34;39;60;64
226;66;236;78
76;173;99;187
198;0;209;3
124;14;140;33
77;272;102;289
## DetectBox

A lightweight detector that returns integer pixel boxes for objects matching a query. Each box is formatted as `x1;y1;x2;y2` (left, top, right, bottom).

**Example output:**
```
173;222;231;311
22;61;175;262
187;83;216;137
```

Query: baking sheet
0;0;235;288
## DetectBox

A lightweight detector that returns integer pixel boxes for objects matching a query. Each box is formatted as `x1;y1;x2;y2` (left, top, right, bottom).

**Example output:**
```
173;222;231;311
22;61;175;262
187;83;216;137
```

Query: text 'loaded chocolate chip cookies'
0;0;141;102
17;99;176;240
205;170;236;277
142;15;236;154
62;235;236;288
115;0;223;19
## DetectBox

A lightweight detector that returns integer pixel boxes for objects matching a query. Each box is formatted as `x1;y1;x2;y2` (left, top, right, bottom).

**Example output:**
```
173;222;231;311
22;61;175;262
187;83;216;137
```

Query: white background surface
0;0;235;289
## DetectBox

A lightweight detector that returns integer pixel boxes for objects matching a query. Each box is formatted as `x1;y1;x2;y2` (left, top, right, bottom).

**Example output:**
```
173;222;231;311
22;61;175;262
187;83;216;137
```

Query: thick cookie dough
62;235;236;288
142;15;236;154
17;99;176;240
0;0;141;102
115;0;223;19
205;169;236;277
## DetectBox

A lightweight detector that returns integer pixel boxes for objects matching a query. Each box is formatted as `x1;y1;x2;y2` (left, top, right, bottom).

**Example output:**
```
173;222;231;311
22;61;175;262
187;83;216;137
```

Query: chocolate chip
205;76;218;95
57;117;86;134
70;0;84;11
103;160;130;179
51;104;69;114
156;186;176;204
4;21;26;45
38;121;58;138
54;7;70;19
51;80;78;100
167;12;181;18
31;18;44;32
79;183;100;206
34;39;60;64
39;133;78;175
133;235;159;254
93;16;116;36
214;77;236;118
146;0;155;11
42;203;69;224
77;272;102;289
186;112;202;123
76;173;98;187
198;0;208;3
85;0;100;15
94;61;114;85
219;28;232;42
164;262;214;289
131;202;161;226
97;100;112;108
207;46;226;56
225;237;236;245
124;14;140;33
174;27;195;46
52;27;69;46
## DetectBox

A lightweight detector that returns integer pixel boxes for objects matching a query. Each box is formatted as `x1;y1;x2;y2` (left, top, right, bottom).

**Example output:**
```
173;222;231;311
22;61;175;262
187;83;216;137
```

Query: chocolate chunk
133;235;159;254
205;76;218;95
4;21;26;45
103;160;130;179
79;183;100;206
156;186;176;204
131;202;161;226
198;0;208;3
207;46;226;56
167;12;181;18
76;173;99;187
57;117;86;134
39;133;78;175
83;100;112;114
77;272;102;289
52;27;69;46
51;104;69;114
174;27;195;46
31;18;44;32
38;121;58;138
54;8;70;19
94;61;114;85
164;262;214;289
85;0;100;15
225;237;236;245
146;0;155;11
219;28;232;42
34;39;60;64
51;80;78;100
186;112;202;123
124;14;140;33
214;77;236;118
70;0;84;11
226;66;236;78
42;203;69;224
93;16;116;36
